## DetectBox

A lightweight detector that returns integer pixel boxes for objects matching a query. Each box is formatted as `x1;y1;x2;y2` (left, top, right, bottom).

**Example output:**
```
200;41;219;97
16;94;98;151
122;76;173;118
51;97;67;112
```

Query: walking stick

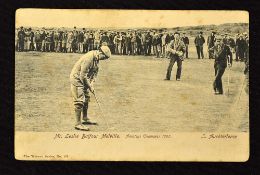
227;66;230;96
227;56;231;96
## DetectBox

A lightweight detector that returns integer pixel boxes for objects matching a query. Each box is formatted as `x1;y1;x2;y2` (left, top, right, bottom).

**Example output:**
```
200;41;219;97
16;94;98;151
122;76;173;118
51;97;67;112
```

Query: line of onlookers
15;26;249;61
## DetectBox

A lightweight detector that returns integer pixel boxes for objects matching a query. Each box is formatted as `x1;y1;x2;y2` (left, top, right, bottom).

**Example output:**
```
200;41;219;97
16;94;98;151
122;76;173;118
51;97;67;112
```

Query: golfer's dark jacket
167;39;186;59
211;43;232;68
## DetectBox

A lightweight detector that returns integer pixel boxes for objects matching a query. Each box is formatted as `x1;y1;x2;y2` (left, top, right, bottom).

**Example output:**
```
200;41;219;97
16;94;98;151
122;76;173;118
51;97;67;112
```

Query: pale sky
16;9;249;28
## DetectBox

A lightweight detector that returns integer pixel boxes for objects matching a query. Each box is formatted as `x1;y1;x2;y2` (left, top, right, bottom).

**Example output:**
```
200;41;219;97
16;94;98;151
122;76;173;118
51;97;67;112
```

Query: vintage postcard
15;9;249;161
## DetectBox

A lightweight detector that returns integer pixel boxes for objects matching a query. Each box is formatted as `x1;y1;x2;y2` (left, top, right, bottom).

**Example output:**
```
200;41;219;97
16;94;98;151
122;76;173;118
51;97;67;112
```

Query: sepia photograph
15;9;249;161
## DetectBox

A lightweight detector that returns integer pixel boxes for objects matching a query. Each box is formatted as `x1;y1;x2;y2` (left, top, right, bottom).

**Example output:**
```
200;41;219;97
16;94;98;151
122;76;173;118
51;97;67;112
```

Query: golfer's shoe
75;124;90;131
82;118;98;125
176;78;181;81
214;90;223;95
164;78;170;81
213;84;217;92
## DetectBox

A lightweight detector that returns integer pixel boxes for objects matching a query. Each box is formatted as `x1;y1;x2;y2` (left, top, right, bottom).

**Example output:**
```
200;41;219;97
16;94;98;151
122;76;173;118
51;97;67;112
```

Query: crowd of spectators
15;26;249;61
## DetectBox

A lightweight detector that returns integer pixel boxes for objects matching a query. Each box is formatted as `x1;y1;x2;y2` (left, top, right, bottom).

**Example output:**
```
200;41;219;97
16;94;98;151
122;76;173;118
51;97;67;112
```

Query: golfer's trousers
213;64;226;93
166;56;182;80
185;44;189;58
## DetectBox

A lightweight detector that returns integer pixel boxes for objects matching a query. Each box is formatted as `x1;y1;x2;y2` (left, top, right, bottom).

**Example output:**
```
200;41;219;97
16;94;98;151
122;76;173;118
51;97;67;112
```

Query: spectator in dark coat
100;32;110;46
194;31;205;59
182;32;189;58
236;34;247;61
144;31;152;56
18;26;25;51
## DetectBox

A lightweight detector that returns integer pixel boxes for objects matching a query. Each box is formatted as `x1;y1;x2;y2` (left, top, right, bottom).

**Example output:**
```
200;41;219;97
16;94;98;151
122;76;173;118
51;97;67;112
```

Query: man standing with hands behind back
165;32;186;81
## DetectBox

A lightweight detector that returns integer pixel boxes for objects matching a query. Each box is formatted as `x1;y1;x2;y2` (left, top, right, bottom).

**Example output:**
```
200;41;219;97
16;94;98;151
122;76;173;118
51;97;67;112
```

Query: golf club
93;92;112;130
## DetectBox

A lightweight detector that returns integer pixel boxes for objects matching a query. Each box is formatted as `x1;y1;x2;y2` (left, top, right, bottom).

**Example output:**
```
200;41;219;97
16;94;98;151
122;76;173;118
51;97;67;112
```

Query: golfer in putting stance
70;46;111;131
165;32;186;81
210;38;232;95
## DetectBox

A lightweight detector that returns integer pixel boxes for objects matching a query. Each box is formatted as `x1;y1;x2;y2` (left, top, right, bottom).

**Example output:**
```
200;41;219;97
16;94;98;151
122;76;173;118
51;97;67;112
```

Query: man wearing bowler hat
194;31;205;59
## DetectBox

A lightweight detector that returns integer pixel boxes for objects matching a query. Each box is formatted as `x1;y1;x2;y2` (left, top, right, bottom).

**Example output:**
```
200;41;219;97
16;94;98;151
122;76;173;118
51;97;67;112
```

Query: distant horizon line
17;22;249;30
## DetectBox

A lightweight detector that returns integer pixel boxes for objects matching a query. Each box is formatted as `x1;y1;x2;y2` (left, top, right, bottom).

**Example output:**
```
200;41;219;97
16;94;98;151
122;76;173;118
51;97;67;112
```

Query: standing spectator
34;30;41;51
207;31;216;59
45;32;51;52
125;32;132;55
131;32;137;55
61;31;68;53
165;31;175;58
235;33;240;61
151;31;157;56
136;32;142;55
243;32;249;60
118;32;123;55
194;31;205;59
161;31;168;58
29;28;35;51
54;30;59;52
49;31;54;52
121;32;126;55
236;34;246;61
94;30;101;50
88;31;94;52
58;31;63;52
72;31;78;53
67;31;74;53
15;28;19;51
77;30;84;53
182;32;189;59
222;34;228;44
156;33;162;58
100;32;110;47
226;35;236;61
83;31;89;53
169;32;175;41
145;31;152;56
28;28;35;51
40;29;47;52
114;32;120;55
109;32;115;54
244;35;249;95
141;31;146;55
24;28;30;51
